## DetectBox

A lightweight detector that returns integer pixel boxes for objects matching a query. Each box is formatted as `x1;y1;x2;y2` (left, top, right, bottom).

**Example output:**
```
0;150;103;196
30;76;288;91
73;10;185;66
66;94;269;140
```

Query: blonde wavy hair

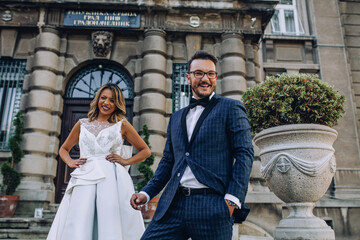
88;83;126;123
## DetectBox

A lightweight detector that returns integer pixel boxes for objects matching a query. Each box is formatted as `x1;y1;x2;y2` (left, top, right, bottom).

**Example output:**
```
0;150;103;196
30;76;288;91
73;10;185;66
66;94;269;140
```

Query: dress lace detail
80;119;115;137
78;118;123;158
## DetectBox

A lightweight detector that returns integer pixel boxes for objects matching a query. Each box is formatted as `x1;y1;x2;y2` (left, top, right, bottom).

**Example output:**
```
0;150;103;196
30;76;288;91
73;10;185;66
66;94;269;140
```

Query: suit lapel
181;107;190;147
188;95;220;149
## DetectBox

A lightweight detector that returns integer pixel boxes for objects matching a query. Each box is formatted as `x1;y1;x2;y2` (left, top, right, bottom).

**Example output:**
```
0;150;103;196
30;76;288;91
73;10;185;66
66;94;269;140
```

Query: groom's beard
190;80;215;99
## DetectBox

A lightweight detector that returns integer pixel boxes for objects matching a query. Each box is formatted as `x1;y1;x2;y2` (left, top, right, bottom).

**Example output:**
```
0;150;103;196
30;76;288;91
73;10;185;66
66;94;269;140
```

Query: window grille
270;0;304;35
0;59;26;150
172;64;191;112
66;64;133;99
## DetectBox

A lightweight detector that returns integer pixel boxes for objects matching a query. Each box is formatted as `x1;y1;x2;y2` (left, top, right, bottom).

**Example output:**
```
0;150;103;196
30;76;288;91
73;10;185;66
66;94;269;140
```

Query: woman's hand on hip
106;153;128;166
66;158;87;168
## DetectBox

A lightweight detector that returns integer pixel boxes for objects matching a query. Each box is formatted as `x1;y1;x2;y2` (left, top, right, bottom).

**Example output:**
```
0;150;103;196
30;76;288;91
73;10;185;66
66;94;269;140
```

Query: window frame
270;0;304;36
0;58;26;151
172;63;191;112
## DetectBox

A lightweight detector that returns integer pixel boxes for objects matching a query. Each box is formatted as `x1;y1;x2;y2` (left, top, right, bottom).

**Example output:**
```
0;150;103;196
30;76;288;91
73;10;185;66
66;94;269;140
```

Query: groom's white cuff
224;194;241;209
140;191;150;203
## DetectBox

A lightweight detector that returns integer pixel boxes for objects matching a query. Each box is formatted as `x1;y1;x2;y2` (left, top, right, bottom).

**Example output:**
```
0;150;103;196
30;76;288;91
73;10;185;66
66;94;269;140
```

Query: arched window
66;64;133;99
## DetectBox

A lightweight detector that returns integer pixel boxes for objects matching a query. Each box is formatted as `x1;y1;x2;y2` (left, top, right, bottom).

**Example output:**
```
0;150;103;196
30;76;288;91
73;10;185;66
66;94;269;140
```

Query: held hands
66;158;87;168
106;153;128;166
130;193;147;210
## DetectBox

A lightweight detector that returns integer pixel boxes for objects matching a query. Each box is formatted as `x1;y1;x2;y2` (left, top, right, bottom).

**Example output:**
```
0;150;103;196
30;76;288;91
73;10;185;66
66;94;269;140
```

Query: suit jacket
142;94;254;223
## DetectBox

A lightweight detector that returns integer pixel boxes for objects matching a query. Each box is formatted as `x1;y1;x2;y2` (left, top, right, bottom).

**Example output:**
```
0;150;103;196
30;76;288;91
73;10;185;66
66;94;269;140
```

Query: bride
47;83;150;240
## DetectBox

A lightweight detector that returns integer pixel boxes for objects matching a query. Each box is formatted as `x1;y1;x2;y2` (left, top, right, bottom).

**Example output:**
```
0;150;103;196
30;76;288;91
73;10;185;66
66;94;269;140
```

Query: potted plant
0;111;24;218
242;74;345;240
136;124;158;220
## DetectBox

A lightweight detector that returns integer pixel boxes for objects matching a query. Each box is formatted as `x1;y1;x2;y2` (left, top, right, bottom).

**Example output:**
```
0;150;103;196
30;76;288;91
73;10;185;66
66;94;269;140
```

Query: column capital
41;25;60;35
144;29;166;38
221;32;243;41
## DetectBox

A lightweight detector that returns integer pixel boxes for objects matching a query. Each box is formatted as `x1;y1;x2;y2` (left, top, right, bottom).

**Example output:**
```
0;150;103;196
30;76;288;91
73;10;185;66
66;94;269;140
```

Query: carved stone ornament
1;10;13;22
276;156;291;173
189;16;200;28
261;152;335;180
91;31;113;57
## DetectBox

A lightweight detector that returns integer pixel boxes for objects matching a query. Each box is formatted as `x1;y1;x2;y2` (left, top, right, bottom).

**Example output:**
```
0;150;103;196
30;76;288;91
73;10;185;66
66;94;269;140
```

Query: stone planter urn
254;124;337;240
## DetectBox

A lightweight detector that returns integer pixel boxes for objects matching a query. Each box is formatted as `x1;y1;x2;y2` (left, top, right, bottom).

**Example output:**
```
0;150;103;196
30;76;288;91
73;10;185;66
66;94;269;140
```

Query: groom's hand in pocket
130;193;147;210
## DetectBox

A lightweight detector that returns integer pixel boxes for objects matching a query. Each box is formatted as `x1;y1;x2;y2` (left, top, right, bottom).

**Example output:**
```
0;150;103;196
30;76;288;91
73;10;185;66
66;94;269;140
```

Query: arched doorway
55;63;134;202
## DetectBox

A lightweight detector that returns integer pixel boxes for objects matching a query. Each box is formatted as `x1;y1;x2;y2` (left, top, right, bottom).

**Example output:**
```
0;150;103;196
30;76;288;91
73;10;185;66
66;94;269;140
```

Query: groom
131;50;254;240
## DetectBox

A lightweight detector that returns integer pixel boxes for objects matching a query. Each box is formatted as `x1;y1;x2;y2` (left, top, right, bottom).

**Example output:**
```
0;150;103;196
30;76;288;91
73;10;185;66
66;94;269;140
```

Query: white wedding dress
47;119;145;240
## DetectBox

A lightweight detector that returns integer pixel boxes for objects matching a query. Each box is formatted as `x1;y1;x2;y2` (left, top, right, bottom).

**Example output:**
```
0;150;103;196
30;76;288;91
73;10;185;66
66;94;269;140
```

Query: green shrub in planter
1;111;24;195
242;74;345;134
136;124;155;192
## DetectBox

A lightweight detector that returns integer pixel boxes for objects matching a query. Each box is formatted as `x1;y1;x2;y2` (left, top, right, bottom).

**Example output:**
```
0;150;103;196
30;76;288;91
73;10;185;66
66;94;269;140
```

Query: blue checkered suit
141;94;254;240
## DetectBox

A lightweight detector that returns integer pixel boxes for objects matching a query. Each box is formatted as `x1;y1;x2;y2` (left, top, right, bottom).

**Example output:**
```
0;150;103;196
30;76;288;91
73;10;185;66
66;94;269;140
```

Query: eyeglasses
190;70;218;79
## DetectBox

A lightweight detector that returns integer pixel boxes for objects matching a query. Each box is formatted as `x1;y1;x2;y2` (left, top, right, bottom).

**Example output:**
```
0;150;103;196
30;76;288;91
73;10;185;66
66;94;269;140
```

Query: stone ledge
245;192;284;204
316;197;360;207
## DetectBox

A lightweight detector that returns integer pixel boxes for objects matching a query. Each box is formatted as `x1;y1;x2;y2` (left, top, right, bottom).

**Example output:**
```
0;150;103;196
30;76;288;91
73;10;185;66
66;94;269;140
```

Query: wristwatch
226;199;238;208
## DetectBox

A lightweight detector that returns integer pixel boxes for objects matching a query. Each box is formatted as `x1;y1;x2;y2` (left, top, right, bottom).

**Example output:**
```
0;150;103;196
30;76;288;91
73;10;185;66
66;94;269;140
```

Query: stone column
252;43;262;85
219;32;247;101
244;39;256;88
18;26;61;215
134;29;167;170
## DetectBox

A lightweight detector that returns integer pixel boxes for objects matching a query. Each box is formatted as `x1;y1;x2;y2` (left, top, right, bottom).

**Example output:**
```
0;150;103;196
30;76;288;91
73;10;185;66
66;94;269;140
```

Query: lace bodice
78;118;123;157
79;119;116;137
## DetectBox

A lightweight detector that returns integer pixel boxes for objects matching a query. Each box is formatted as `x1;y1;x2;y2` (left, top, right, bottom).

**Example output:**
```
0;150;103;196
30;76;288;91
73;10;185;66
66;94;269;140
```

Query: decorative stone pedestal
254;124;337;240
274;203;334;240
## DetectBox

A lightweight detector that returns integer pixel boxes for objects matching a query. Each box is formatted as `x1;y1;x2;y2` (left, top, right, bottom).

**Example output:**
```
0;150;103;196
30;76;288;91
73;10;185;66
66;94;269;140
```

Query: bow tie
189;97;210;109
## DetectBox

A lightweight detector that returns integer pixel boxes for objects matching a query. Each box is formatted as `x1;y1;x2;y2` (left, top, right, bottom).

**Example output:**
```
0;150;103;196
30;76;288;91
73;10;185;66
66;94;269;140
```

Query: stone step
0;218;52;239
239;235;273;240
0;218;53;229
0;228;48;239
0;218;275;240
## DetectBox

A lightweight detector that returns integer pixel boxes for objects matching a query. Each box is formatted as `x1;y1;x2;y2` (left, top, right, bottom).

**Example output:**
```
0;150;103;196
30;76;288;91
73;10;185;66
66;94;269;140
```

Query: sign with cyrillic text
63;11;140;28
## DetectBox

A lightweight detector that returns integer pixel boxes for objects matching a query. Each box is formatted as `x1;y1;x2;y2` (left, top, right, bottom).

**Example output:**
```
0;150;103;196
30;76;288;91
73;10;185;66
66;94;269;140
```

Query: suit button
185;152;189;156
177;173;180;177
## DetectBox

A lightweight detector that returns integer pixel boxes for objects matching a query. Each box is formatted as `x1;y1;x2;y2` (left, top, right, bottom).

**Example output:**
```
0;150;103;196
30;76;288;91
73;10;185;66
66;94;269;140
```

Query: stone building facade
0;0;359;239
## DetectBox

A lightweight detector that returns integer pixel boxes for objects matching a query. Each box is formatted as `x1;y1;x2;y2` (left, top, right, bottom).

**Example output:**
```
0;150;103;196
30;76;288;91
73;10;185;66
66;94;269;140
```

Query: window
172;64;191;112
0;59;26;150
270;0;304;35
264;68;287;77
66;64;133;99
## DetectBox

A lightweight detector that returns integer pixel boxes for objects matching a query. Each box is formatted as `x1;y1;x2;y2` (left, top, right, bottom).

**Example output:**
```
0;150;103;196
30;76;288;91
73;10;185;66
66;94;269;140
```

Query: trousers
141;191;234;240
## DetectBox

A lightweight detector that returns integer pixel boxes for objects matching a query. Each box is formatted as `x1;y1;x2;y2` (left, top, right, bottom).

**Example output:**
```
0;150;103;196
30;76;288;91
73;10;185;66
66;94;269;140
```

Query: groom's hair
187;50;218;72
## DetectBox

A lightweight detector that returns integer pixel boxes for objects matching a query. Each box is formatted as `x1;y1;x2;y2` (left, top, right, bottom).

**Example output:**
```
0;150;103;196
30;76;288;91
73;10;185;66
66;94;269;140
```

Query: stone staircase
0;205;273;240
0;218;52;239
0;217;273;240
0;204;57;239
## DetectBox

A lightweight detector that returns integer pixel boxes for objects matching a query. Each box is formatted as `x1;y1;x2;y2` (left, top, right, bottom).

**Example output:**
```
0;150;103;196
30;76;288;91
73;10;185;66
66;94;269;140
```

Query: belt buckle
183;187;191;196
